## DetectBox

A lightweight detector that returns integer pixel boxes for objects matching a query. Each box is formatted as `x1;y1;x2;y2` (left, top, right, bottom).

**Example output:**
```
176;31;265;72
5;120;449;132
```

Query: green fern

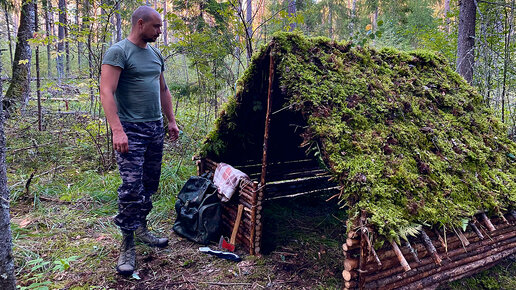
397;223;422;243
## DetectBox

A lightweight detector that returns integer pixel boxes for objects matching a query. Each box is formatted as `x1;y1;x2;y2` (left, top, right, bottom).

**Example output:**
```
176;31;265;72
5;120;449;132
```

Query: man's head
131;6;162;43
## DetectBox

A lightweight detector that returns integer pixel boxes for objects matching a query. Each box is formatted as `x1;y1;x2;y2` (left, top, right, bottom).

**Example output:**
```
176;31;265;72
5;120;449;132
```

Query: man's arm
159;73;180;141
100;64;129;153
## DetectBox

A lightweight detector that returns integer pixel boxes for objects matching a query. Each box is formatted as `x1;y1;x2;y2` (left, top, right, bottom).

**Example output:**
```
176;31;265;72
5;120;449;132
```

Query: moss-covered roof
201;32;516;242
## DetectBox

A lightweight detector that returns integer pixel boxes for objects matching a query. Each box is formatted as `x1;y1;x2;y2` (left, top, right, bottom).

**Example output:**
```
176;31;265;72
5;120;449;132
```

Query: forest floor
6;102;516;290
10;187;516;290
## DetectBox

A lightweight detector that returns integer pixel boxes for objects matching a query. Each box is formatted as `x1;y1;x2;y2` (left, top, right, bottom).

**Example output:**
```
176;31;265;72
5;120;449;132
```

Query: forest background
0;0;515;289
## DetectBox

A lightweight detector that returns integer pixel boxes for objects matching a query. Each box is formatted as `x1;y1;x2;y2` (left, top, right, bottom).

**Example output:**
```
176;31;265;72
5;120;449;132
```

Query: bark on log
366;230;516;288
397;238;516;290
470;222;484;240
391;241;411;272
420;230;442;265
405;240;421;264
481;212;496;231
363;225;516;282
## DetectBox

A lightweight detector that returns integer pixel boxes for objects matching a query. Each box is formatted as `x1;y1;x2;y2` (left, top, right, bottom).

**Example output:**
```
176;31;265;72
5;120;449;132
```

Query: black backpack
172;176;221;244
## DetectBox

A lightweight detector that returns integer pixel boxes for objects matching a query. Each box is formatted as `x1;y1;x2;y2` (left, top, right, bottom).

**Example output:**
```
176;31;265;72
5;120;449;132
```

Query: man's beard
143;35;158;43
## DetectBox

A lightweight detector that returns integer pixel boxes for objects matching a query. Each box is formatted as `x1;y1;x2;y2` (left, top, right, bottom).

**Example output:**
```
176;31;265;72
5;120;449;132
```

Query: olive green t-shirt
102;39;165;122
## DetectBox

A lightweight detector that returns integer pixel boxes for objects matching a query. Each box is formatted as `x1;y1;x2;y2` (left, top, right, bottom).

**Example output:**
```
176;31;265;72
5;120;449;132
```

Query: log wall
343;213;516;289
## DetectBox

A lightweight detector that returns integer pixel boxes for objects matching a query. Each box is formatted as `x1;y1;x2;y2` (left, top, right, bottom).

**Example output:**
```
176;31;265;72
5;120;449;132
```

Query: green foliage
201;32;516;243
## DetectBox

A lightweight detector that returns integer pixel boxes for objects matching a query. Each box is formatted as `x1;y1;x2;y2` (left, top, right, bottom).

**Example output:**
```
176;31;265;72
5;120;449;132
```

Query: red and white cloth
213;163;250;202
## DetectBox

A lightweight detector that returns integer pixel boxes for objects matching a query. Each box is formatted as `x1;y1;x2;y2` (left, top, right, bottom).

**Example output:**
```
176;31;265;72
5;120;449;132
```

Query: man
99;6;179;275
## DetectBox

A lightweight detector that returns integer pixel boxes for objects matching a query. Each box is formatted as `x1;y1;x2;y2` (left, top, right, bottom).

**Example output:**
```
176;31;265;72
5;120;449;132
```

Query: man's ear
138;18;144;28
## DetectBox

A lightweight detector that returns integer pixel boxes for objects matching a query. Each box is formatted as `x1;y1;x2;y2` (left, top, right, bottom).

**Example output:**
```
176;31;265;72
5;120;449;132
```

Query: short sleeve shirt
102;39;165;122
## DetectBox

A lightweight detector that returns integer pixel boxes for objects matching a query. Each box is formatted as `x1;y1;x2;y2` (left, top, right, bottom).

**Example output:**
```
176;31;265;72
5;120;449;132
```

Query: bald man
100;6;179;275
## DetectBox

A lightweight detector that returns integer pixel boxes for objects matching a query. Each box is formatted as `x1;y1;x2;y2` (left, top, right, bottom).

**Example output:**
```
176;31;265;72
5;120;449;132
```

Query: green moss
200;32;516;243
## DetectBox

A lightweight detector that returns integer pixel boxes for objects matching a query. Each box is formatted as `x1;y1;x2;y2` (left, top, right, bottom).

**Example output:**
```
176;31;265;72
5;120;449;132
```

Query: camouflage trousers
114;120;164;231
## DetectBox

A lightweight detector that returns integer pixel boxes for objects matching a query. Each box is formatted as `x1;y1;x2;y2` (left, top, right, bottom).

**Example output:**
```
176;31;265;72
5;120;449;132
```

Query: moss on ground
200;32;516;244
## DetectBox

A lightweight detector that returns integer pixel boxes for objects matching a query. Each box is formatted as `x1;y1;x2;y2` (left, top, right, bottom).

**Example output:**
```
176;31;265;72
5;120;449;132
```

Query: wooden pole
420;229;442;265
391;240;411;271
260;52;275;186
480;212;496;231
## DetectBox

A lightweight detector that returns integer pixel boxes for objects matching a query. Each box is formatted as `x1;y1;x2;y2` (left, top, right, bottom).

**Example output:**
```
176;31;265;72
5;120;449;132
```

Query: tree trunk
444;0;451;33
4;0;35;113
3;2;13;66
76;0;81;71
35;3;43;131
246;0;253;60
43;0;52;78
349;0;356;37
329;3;333;39
163;0;168;45
64;2;70;76
85;0;95;112
288;0;296;31
500;0;514;123
456;0;476;83
116;2;122;42
57;0;66;83
0;43;16;290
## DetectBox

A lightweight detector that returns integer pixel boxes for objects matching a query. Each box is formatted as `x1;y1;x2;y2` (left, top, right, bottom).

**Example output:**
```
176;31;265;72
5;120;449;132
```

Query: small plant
52;256;80;272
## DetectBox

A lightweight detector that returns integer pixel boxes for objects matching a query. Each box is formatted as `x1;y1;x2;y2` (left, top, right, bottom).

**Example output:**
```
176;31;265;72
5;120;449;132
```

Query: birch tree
0;46;16;290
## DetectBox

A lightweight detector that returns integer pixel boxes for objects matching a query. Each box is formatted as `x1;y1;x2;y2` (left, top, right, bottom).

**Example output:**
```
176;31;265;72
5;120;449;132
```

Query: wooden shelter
196;33;516;288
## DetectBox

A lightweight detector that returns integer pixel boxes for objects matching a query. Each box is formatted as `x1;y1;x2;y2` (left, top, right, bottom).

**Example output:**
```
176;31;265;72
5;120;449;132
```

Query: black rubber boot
135;220;169;248
116;230;135;276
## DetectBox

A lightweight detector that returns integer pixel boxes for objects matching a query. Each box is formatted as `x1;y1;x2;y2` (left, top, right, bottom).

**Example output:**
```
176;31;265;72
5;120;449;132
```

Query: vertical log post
260;52;275;187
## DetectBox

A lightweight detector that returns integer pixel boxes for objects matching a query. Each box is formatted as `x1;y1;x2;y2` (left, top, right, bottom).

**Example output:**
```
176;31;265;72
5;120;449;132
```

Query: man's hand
113;129;129;153
168;122;180;142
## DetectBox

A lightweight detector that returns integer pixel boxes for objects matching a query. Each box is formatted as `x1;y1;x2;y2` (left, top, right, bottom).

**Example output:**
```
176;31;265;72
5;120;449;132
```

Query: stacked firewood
343;212;516;289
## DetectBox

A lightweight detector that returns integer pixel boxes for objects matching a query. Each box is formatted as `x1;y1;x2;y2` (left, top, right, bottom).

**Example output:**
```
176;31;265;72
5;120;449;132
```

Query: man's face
140;13;162;43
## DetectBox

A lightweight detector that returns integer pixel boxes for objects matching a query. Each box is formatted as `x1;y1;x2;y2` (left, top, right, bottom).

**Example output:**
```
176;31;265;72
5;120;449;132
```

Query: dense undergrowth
201;32;516;245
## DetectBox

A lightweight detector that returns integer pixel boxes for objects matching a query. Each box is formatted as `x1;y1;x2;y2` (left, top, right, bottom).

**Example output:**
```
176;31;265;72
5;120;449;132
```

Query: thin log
346;238;359;247
348;230;358;239
391;240;411;271
363;232;381;266
405;240;421;264
358;212;368;289
260;53;275;186
249;183;260;255
480;212;496;231
342;270;358;281
433;228;447;253
499;213;510;225
344;281;357;289
344;258;359;271
456;229;470;247
343;241;360;252
470;221;484;240
420;229;442;265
